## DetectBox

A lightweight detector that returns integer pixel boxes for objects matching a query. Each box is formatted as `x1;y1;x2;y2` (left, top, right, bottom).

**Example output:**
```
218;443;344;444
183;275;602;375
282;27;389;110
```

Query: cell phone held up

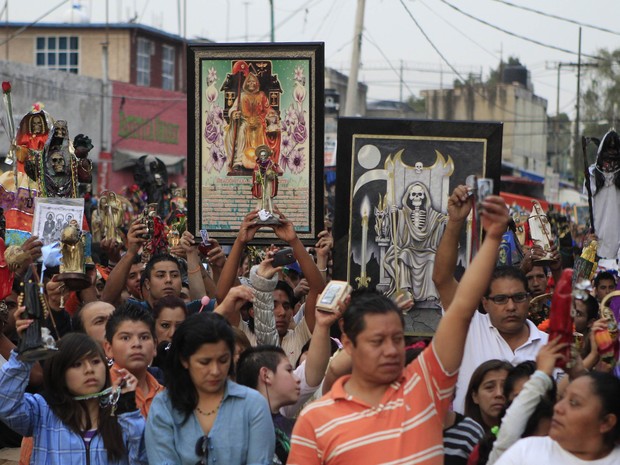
316;280;352;313
198;229;214;255
272;247;296;268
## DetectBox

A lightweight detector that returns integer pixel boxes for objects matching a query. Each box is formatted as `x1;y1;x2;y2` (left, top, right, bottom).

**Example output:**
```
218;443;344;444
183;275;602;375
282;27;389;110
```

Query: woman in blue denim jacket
0;332;147;465
146;311;274;465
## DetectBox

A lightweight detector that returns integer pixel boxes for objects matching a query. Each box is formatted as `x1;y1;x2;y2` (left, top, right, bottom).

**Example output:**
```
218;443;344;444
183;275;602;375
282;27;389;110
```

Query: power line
0;0;70;47
398;0;524;118
488;0;620;36
437;0;603;61
418;0;499;61
362;31;417;99
0;70;185;101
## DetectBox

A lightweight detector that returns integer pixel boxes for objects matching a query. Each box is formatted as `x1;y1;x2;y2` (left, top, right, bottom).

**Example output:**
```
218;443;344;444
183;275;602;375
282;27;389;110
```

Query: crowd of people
0;182;619;465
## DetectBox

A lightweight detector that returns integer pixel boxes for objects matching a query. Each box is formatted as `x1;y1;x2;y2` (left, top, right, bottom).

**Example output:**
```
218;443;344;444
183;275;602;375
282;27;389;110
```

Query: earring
107;357;114;367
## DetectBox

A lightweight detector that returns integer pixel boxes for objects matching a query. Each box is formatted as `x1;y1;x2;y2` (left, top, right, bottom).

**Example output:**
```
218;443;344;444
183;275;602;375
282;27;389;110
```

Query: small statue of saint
251;144;282;223
528;200;555;265
56;219;89;290
16;266;57;362
98;191;124;244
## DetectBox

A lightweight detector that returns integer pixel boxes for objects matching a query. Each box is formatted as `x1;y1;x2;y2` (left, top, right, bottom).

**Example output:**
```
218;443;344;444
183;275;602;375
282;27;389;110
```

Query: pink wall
105;81;187;193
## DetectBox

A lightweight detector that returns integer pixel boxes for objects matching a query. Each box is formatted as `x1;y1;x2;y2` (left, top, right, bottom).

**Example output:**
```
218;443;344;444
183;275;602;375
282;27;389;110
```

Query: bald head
73;301;115;345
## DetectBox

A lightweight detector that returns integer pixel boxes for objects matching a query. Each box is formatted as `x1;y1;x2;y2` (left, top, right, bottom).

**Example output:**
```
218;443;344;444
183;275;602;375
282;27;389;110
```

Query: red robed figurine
548;268;573;369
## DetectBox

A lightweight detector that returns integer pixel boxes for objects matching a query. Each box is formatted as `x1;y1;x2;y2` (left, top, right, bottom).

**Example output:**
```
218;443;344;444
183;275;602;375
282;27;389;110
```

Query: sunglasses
485;292;529;305
195;435;210;465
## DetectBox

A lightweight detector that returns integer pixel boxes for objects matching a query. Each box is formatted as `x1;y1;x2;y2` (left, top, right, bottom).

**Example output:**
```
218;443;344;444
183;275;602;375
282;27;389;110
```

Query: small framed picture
32;197;84;246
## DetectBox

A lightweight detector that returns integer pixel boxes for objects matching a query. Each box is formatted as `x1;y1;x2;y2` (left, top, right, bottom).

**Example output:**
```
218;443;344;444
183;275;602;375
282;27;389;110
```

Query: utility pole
546;52;597;183
573;27;582;189
269;0;275;42
399;59;403;103
344;0;365;116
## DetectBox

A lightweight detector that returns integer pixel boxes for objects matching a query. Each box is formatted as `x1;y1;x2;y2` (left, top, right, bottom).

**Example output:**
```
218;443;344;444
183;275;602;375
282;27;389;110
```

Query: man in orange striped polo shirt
288;195;509;465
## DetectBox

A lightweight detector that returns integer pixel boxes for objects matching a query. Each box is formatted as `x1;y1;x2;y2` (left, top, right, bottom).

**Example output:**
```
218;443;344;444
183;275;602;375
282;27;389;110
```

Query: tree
406;95;426;114
582;48;620;138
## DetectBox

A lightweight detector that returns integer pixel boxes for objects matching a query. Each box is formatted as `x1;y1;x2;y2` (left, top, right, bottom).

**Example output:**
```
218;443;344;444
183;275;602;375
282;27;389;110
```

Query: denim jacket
145;379;275;465
0;351;147;465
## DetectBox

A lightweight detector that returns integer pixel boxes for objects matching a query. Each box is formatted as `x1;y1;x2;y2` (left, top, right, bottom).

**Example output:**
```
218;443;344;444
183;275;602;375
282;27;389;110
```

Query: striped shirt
288;343;457;465
443;413;484;465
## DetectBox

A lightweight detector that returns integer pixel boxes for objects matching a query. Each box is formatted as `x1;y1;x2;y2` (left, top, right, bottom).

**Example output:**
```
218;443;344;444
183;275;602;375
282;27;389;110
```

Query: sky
4;0;620;119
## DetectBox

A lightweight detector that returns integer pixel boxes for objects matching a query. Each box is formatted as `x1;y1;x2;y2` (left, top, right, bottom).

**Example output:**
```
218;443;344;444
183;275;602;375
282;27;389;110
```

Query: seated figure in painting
384;182;447;302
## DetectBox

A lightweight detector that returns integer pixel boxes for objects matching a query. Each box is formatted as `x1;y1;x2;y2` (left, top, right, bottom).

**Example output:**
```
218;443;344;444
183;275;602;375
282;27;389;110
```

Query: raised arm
215;210;260;303
101;220;146;305
272;209;325;333
179;231;207;301
303;307;342;388
433;196;509;373
432;185;471;309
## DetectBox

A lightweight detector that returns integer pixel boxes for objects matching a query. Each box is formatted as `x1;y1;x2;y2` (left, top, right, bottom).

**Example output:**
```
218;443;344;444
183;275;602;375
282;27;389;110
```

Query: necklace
195;396;224;417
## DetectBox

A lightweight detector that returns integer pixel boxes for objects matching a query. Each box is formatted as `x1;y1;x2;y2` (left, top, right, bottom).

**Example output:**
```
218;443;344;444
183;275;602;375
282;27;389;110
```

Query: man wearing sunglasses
433;186;549;414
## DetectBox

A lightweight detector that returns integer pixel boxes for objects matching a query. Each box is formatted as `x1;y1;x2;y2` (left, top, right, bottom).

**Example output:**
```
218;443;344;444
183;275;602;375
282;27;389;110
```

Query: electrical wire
398;0;524;118
487;0;620;36
363;31;417;99
0;0;70;47
437;0;603;61
417;0;499;60
0;70;184;101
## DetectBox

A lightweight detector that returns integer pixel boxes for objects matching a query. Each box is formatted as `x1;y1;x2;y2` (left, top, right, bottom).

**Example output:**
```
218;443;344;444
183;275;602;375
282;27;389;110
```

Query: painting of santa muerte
333;119;502;335
187;43;324;245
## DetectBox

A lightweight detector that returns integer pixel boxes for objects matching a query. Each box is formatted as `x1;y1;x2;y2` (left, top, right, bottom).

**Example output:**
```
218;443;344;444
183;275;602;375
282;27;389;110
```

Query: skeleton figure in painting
383;182;447;301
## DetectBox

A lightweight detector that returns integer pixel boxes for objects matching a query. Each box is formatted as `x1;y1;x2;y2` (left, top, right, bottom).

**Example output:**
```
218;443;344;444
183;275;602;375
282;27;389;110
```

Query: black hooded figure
587;129;620;260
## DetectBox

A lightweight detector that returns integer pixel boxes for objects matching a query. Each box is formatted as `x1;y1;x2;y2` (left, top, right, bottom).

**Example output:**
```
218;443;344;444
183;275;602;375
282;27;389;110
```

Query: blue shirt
0;351;147;465
145;379;275;465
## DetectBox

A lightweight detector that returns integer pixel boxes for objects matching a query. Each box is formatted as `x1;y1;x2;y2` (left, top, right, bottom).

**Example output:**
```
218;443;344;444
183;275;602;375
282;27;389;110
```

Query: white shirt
452;311;548;414
495;436;620;465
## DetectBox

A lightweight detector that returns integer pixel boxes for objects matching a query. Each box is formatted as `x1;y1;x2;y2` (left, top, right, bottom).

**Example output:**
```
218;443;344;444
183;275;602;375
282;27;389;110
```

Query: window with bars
162;45;175;91
137;38;152;86
35;36;79;73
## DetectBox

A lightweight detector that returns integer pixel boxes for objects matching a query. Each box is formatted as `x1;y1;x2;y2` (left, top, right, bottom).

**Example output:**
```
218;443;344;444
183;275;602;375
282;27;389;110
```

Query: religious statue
251;145;282;223
139;204;168;262
528;200;555;265
24;120;93;198
16;266;57;362
57;219;89;290
134;155;170;217
596;292;620;367
383;182;447;301
97;191;124;244
586;129;620;261
167;213;186;251
0;105;52;244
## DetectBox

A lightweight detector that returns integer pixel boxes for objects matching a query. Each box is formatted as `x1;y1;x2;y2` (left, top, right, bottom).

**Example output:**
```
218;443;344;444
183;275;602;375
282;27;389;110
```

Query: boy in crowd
104;303;163;417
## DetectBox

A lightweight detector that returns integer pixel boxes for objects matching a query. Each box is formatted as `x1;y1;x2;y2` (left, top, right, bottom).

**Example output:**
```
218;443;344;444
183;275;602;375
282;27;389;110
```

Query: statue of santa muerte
584;129;620;267
1;81;94;290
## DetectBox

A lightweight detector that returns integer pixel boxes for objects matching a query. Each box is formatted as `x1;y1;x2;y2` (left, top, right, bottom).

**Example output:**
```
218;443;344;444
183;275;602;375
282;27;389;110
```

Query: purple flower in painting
292;121;307;144
288;149;305;174
281;133;292;152
294;66;305;84
204;117;219;144
279;152;289;173
207;67;218;86
207;146;226;172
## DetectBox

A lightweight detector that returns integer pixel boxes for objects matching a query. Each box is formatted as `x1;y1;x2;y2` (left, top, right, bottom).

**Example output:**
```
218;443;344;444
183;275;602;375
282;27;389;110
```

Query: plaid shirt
0;351;147;465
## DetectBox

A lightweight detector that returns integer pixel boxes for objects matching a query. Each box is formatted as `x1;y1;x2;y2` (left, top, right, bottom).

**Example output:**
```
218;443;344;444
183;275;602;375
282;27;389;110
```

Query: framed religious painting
333;118;503;335
187;43;325;245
